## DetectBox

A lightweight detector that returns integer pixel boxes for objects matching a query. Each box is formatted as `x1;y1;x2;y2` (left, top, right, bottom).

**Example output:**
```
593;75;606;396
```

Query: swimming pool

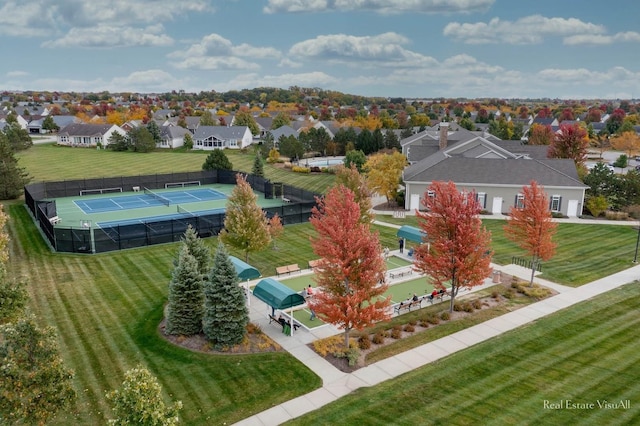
304;157;345;167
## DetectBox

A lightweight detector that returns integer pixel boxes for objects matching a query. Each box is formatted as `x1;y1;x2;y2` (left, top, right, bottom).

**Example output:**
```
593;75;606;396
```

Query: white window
477;192;487;209
550;195;562;212
515;193;525;209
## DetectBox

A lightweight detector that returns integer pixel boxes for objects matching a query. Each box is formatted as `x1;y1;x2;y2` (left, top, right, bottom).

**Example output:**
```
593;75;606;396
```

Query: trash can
492;270;502;283
283;324;291;335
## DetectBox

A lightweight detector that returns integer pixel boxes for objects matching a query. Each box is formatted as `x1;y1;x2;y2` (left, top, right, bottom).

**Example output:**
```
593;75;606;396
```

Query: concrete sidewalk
235;262;639;426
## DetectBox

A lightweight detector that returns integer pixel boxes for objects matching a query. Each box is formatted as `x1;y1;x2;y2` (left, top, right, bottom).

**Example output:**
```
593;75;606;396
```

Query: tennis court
74;188;227;214
52;183;285;230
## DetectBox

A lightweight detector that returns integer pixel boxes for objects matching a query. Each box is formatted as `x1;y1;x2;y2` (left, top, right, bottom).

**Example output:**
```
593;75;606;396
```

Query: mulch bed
159;319;283;355
309;279;557;373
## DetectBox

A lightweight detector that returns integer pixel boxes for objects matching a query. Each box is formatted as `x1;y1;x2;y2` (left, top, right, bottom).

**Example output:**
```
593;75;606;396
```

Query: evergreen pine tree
0;133;31;200
165;245;204;335
252;152;264;177
180;225;210;277
202;242;248;346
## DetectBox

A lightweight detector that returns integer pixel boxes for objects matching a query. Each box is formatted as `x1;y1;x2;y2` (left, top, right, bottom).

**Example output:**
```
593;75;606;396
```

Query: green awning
397;225;426;244
229;256;261;281
253;278;305;310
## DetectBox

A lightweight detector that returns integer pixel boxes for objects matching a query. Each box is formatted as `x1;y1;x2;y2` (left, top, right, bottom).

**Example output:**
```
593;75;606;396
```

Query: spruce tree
165;245;204;335
252;152;264;177
202;242;248;346
181;225;210;277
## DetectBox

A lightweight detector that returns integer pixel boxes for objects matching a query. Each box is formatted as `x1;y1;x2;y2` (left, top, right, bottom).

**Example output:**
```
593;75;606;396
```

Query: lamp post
634;223;640;263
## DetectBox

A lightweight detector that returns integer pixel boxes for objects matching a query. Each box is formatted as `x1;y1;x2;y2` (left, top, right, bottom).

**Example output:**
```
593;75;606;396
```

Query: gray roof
494;140;549;159
194;125;249;140
269;125;298;140
52;115;80;128
58;123;116;136
161;125;190;139
404;157;586;189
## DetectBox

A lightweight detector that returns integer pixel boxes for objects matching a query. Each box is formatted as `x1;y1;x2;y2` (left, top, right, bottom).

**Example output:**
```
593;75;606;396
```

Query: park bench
276;263;301;276
393;298;423;315
268;314;300;332
389;268;413;279
49;216;61;225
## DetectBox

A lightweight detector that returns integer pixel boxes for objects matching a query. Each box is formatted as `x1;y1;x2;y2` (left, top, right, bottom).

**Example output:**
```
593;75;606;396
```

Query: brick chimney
439;122;449;150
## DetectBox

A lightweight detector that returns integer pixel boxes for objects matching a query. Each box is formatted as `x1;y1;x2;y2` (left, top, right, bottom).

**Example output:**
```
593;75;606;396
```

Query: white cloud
0;1;57;37
42;25;174;48
288;32;436;67
54;0;212;27
219;71;337;92
278;58;303;68
168;33;281;70
23;70;189;93
564;31;640;45
0;0;212;39
264;0;494;14
444;15;606;44
7;71;30;77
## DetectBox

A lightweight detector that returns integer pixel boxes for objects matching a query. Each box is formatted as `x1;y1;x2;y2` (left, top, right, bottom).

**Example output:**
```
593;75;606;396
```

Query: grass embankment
288;283;640;425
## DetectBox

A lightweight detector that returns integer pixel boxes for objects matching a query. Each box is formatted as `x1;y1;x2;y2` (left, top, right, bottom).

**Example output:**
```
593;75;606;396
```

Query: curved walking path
234;215;640;425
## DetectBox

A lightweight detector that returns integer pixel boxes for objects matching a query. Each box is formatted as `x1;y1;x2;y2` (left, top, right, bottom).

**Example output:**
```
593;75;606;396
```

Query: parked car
587;163;615;172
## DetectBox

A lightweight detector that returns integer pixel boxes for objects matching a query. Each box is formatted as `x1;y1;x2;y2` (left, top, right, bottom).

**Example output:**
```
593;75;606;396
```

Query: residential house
402;123;587;217
56;123;126;148
192;126;253;150
159;125;190;149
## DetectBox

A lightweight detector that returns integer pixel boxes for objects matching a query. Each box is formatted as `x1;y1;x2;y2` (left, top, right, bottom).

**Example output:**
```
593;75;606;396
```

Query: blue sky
1;0;639;99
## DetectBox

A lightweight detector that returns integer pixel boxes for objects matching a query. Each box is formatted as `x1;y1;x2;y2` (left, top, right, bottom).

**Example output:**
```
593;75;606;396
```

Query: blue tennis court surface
97;207;226;228
75;188;226;214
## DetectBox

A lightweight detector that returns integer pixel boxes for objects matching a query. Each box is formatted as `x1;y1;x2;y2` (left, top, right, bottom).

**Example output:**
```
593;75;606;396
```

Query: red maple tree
413;181;493;313
547;122;588;165
308;185;390;349
503;181;557;286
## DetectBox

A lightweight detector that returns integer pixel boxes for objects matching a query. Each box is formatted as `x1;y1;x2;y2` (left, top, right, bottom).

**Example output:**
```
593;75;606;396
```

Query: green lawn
377;215;639;286
9;145;640;424
17;144;335;195
5;204;321;425
287;283;640;425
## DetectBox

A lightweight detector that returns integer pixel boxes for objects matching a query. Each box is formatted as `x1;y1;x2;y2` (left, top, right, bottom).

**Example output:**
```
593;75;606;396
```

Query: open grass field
287;283;640;425
17;143;336;195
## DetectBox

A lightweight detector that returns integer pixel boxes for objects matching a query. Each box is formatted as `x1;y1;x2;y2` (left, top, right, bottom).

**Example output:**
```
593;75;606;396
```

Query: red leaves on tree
413;181;493;312
504;180;557;286
308;185;390;348
547;122;588;164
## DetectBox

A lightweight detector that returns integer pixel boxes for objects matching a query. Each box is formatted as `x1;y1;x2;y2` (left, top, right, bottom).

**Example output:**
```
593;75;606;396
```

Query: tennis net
176;205;195;216
143;187;171;207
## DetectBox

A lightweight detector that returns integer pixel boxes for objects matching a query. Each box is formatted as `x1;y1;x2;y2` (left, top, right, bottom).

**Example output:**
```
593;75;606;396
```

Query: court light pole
634;222;640;263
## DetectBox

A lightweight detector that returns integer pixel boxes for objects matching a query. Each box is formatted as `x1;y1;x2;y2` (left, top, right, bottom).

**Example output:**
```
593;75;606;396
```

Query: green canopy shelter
229;256;260;307
253;278;306;336
397;225;427;244
229;256;261;280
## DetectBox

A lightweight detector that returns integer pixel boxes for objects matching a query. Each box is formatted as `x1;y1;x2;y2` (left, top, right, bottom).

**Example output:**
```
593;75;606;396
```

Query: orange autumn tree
413;181;493;313
308;185;390;349
504;181;557;287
